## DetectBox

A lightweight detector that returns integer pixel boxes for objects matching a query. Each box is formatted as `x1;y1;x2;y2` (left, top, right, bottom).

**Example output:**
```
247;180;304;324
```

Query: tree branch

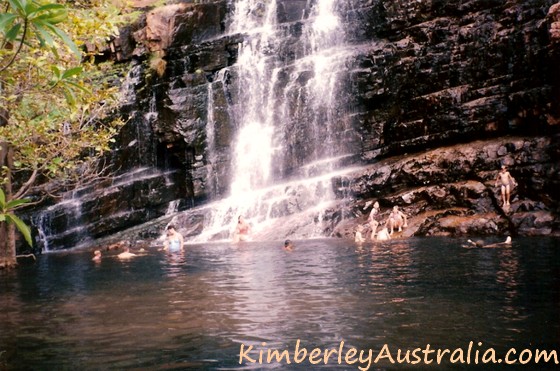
12;168;38;200
0;18;28;73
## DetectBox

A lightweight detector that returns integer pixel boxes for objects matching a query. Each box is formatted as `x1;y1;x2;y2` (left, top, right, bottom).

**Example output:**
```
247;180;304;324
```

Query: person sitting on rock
387;206;408;235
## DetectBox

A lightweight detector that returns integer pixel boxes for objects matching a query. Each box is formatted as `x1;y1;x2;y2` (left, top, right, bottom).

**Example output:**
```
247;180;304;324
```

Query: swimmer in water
117;246;137;259
232;215;251;242
375;226;391;241
464;236;512;248
92;250;102;262
284;239;294;251
163;224;184;253
355;225;366;244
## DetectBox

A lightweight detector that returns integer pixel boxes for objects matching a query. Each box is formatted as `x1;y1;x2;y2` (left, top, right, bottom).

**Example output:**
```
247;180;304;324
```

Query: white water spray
191;0;355;241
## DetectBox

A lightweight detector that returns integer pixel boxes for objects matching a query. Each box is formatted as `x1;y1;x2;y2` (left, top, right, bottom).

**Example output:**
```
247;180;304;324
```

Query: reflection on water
1;237;559;370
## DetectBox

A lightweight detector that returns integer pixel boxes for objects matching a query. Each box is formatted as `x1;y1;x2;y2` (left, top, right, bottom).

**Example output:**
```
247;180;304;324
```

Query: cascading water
32;62;189;251
187;0;361;242
33;191;90;251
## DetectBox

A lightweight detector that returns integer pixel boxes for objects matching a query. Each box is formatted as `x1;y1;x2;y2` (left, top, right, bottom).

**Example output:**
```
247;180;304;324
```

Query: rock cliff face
28;0;560;250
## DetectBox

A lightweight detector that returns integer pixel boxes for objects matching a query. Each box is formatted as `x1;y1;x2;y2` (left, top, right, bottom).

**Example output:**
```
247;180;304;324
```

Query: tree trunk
0;222;16;269
0;140;17;269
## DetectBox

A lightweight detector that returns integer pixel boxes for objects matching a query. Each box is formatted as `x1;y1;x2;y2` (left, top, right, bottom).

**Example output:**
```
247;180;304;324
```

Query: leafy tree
0;187;31;244
0;0;129;268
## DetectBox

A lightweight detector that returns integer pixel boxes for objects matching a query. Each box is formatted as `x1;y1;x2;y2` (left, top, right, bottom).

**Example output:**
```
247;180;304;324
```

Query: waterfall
33;194;90;252
187;0;360;242
205;82;219;198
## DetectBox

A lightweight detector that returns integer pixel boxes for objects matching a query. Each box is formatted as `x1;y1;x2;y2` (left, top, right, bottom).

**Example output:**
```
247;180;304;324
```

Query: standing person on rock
367;201;380;239
495;165;516;207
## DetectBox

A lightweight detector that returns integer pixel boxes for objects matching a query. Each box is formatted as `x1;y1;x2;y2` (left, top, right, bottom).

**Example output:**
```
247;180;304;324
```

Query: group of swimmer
91;165;517;261
355;202;408;244
92;224;184;262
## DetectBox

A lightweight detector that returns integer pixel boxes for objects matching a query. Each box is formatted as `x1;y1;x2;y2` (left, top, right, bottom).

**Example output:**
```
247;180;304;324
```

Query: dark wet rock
21;0;560;251
335;136;559;238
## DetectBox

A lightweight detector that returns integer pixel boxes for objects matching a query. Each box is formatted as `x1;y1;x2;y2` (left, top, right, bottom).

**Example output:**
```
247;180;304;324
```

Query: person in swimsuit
367;201;380;239
495;165;516;207
387;206;407;235
232;215;251;242
163;224;184;252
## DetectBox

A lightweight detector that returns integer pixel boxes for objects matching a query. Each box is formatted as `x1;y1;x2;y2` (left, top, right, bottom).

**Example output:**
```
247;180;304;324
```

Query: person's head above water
166;224;175;235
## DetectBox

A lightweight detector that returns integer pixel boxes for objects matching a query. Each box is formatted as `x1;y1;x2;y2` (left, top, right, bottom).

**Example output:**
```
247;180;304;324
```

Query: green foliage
0;0;81;66
0;0;131;198
0;188;32;246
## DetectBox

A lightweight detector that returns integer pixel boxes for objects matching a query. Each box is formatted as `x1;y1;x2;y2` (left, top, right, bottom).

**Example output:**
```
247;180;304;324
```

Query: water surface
1;237;559;370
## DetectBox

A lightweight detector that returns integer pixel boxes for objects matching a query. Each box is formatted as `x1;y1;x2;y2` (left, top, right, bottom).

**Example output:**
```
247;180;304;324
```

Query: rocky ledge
333;135;559;239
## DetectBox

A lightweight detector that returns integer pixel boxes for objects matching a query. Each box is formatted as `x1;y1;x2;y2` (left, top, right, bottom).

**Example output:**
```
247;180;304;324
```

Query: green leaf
32;5;68;25
7;0;26;15
29;3;66;17
65;80;90;94
0;215;5;222
0;188;5;208
0;13;17;33
5;22;22;42
24;2;38;17
61;66;83;80
44;23;81;60
63;86;76;106
51;65;61;79
32;22;55;47
6;213;33;247
6;198;30;209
